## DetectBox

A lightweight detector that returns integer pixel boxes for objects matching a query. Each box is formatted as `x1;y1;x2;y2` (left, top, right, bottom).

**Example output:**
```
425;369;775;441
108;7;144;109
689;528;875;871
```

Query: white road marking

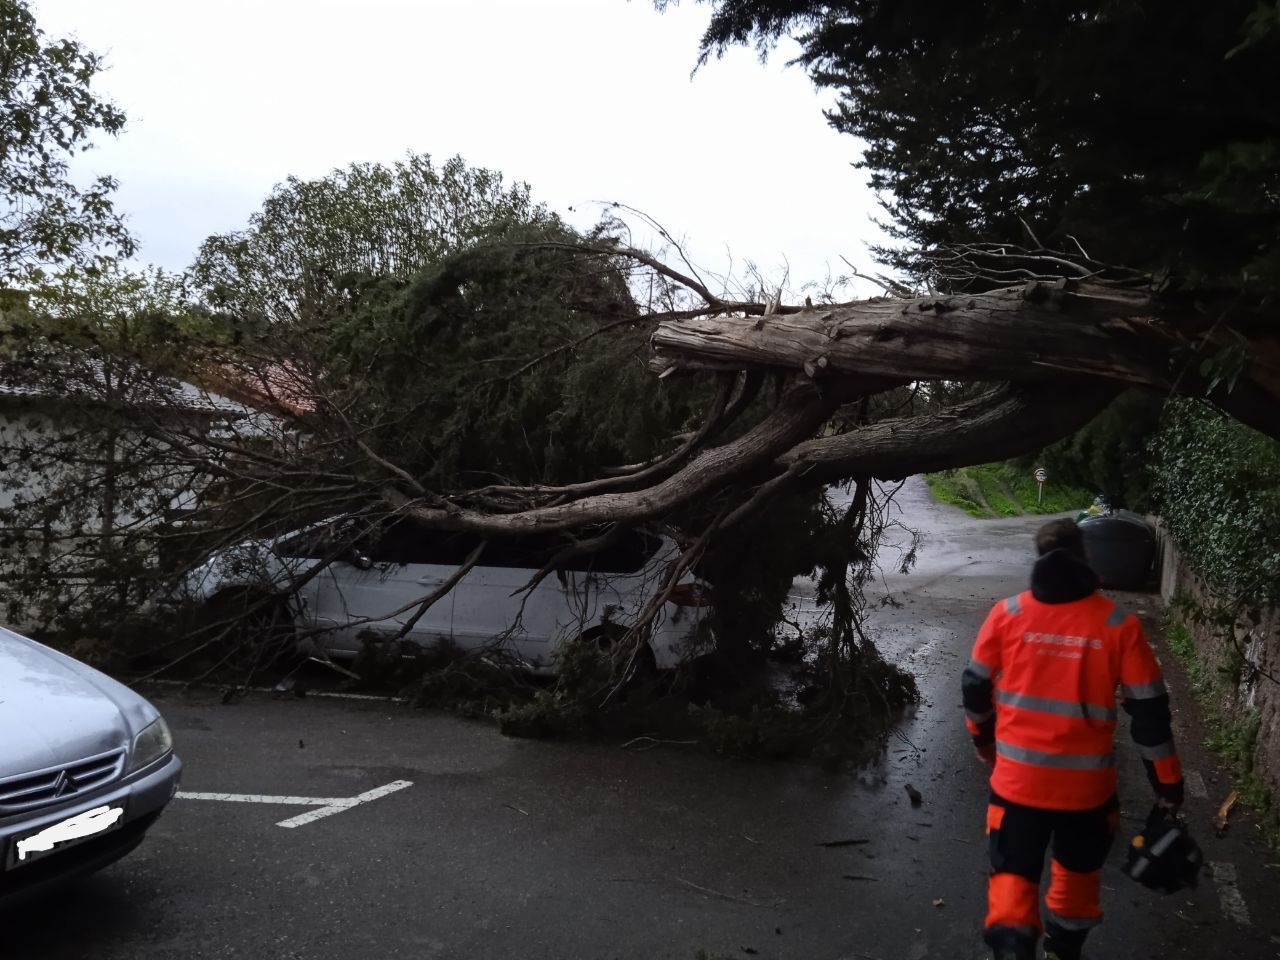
176;779;413;829
1212;861;1252;926
176;791;347;805
1185;769;1208;799
276;779;413;829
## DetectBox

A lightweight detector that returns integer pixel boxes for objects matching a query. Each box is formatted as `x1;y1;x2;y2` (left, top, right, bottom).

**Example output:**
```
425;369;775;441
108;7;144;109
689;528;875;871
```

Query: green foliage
1163;614;1217;700
190;153;548;333
1034;390;1165;512
924;471;988;518
326;223;702;490
679;1;1280;294
0;0;132;286
1162;606;1277;839
1150;399;1280;607
925;464;1093;519
691;700;804;760
6;267;210;372
190;154;711;492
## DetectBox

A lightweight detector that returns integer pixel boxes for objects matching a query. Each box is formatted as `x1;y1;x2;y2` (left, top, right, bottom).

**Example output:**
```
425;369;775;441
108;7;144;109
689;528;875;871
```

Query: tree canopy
0;0;132;286
670;1;1280;295
186;154;714;495
190;154;552;332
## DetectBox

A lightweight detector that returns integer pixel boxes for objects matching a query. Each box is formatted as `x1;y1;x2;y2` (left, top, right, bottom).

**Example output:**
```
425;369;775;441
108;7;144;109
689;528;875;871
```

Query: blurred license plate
8;803;126;869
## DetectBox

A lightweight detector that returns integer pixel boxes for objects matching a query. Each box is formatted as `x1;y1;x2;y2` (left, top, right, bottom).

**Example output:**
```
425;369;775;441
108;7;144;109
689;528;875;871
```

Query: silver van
170;518;714;673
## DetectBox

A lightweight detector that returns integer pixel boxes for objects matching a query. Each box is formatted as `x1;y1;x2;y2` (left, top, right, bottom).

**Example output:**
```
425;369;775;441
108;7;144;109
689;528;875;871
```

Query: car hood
0;628;156;778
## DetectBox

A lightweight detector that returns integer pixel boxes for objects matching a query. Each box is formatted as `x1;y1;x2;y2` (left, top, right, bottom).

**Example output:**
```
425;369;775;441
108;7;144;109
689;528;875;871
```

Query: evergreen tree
667;1;1280;294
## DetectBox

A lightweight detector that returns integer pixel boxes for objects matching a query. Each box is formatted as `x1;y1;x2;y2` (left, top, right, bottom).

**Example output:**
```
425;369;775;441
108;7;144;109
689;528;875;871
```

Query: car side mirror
344;549;374;571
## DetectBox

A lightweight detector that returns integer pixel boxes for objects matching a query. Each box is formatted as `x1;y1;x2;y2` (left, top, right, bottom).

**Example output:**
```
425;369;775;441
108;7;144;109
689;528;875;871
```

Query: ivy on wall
1149;398;1280;610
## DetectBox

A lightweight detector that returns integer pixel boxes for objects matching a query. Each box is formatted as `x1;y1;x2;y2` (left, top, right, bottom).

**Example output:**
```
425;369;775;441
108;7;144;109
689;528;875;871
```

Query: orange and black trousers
985;792;1119;958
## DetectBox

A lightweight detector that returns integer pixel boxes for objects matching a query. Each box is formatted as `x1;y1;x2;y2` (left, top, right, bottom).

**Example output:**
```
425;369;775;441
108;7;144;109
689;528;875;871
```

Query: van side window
366;519;480;566
276;524;346;559
482;530;661;573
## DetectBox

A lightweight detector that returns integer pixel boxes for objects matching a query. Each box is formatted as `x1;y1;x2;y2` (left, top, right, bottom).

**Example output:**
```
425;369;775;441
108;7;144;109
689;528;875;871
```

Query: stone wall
1155;522;1280;816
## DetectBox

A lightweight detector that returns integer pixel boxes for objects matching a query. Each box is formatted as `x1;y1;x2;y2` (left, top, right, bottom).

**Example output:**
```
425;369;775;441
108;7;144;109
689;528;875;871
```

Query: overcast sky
37;0;887;299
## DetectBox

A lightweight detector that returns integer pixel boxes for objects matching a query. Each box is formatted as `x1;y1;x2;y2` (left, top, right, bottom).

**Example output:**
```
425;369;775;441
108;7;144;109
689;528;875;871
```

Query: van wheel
195;591;296;678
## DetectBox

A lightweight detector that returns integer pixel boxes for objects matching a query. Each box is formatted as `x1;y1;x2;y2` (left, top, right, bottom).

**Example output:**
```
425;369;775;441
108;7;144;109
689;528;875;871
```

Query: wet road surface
8;477;1279;959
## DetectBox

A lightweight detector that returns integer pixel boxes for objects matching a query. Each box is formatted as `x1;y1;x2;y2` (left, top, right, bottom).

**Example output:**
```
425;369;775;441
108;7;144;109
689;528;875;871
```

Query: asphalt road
8;478;1279;959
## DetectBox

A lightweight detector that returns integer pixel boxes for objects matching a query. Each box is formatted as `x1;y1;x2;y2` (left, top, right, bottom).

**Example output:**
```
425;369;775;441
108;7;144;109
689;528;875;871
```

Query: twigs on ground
675;878;782;909
619;736;699;751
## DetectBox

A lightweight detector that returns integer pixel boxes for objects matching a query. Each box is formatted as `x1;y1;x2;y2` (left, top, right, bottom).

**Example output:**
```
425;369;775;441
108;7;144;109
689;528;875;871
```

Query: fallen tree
343;261;1280;538
8;0;1278;760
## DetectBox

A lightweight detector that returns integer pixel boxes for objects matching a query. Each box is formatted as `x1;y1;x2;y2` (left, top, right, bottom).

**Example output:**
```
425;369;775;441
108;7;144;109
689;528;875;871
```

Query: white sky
36;0;887;299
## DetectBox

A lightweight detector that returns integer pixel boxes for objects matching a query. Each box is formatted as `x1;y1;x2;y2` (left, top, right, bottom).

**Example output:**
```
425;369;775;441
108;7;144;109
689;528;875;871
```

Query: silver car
0;626;181;902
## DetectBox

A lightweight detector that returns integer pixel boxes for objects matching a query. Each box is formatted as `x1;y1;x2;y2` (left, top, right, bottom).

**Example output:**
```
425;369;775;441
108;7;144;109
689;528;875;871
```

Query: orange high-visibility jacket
962;550;1184;811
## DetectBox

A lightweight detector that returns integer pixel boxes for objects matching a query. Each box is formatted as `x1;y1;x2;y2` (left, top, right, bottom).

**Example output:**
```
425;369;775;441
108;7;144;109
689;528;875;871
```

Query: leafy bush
692;701;805;760
1150;399;1280;607
1033;389;1164;511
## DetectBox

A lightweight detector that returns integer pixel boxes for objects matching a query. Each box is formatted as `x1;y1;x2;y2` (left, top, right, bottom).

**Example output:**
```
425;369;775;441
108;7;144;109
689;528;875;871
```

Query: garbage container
1078;510;1155;590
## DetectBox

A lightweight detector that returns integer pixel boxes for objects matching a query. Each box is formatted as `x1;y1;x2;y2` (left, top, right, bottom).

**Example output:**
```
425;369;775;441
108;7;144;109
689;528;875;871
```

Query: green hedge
1149;399;1280;608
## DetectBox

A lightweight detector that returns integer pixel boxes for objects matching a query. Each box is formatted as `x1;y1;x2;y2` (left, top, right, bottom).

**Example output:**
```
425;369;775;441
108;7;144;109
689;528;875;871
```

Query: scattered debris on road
1215;790;1239;837
816;837;870;847
619;735;699;751
676;878;782;909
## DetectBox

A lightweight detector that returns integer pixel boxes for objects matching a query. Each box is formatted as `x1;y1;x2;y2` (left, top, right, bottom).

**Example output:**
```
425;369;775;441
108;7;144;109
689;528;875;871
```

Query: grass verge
1162;609;1277;845
925;463;1093;518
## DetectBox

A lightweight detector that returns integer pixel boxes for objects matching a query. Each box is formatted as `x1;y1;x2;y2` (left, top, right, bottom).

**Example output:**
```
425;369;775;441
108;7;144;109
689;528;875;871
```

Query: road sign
1034;466;1047;505
1034;467;1047;483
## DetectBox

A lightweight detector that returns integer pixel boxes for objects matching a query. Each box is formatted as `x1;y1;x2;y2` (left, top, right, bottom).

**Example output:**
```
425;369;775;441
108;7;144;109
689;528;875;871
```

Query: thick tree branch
781;381;1120;484
652;279;1280;440
653;280;1170;383
383;378;842;535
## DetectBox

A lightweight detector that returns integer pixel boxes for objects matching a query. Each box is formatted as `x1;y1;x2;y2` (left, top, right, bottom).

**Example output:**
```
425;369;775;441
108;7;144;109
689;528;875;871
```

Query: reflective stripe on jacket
964;586;1182;811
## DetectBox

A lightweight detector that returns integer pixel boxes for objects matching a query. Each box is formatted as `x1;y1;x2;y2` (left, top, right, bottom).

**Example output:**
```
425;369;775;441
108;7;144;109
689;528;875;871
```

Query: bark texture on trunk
651;279;1280;440
653;282;1168;383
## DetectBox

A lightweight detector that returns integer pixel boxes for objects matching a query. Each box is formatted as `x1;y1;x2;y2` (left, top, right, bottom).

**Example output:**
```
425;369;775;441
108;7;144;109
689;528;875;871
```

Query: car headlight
126;717;174;774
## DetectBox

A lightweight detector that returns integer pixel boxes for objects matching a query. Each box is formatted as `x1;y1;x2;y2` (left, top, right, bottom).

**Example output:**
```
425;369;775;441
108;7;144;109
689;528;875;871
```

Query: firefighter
962;518;1184;960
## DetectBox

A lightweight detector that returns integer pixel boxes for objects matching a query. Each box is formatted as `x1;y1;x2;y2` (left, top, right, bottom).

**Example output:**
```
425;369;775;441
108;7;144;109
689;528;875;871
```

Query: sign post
1033;466;1047;506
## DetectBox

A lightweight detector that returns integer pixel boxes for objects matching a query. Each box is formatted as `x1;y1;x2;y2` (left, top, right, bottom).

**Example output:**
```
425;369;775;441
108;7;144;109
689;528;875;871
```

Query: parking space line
276;779;414;829
176;780;414;829
1211;862;1252;926
176;791;347;806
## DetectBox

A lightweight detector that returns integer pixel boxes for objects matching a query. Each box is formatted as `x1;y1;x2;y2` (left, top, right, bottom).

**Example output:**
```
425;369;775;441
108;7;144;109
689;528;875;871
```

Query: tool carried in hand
1121;806;1203;893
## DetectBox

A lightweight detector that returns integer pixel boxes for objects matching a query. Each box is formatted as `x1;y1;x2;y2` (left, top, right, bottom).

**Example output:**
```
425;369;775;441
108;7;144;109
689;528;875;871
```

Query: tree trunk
651;280;1280;440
